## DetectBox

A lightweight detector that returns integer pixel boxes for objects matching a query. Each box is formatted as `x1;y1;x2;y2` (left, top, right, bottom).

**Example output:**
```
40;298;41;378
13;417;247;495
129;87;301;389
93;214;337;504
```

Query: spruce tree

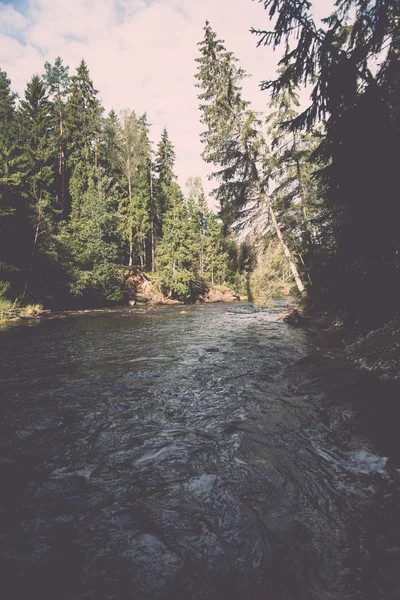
195;21;256;228
154;127;176;220
43;57;70;214
153;128;178;267
101;109;121;179
0;69;22;294
156;183;199;300
65;60;103;218
196;22;306;294
60;167;122;304
17;75;58;298
117;109;151;267
185;176;209;276
253;0;400;313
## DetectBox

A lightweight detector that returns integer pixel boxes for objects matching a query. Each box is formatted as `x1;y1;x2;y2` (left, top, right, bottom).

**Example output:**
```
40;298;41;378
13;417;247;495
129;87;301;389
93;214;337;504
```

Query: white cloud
0;2;28;36
0;0;291;205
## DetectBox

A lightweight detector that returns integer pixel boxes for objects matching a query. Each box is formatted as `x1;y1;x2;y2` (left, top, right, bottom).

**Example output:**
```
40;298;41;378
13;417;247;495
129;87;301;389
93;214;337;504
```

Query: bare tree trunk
140;234;145;270
199;237;204;276
128;177;133;267
128;232;133;267
59;107;67;217
266;196;306;296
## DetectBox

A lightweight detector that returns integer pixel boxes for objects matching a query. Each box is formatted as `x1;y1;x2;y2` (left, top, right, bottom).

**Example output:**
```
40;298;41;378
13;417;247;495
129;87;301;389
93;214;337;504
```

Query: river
0;302;398;599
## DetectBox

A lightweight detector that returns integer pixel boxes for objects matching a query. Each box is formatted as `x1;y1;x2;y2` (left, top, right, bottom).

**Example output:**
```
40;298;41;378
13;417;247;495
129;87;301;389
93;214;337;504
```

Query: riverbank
0;286;241;325
283;306;400;381
0;304;50;323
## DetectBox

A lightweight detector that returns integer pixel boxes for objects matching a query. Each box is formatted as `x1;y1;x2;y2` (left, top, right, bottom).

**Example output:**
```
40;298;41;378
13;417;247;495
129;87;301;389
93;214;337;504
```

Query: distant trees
0;59;236;307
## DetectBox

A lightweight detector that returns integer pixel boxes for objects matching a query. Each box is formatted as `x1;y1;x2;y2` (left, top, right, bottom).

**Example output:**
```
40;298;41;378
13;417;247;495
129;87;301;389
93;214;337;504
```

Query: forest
1;0;399;323
0;59;242;310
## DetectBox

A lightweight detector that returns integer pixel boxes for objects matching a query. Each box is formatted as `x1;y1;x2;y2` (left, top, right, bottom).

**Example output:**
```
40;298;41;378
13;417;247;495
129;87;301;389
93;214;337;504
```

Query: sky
0;0;330;202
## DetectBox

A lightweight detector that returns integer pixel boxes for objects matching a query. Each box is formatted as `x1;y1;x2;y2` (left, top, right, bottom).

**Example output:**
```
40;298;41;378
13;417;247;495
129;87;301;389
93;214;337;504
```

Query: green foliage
153;127;177;238
249;240;292;306
253;0;400;317
61;168;123;303
195;22;263;229
117;110;152;267
0;58;241;309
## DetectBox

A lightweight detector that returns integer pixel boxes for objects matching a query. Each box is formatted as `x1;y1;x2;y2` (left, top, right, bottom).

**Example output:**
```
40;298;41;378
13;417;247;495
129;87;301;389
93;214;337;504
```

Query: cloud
0;0;282;204
0;2;28;36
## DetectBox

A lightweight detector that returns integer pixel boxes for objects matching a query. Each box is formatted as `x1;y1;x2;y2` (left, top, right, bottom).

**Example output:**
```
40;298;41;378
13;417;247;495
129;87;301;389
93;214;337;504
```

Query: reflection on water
0;303;393;599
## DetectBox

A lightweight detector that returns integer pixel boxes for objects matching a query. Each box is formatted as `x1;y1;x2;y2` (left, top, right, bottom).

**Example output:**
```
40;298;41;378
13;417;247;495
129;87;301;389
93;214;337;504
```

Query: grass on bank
0;281;44;322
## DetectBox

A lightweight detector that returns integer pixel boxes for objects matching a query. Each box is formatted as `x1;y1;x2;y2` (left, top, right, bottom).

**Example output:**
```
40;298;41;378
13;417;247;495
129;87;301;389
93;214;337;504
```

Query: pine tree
156;183;200;300
65;60;104;218
0;69;22;294
153;128;178;266
101;109;121;179
117;109;151;267
60;167;122;304
43;57;70;214
154;127;176;187
185;176;209;276
203;212;229;285
195;21;257;227
17;75;58;298
0;69;17;125
196;22;306;295
253;0;400;314
154;127;176;221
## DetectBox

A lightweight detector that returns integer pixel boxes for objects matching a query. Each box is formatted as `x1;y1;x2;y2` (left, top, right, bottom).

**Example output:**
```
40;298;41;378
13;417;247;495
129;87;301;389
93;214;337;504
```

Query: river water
0;302;398;600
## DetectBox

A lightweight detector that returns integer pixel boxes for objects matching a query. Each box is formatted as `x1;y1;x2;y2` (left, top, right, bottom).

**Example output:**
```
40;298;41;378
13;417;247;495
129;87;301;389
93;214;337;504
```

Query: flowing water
0;303;398;600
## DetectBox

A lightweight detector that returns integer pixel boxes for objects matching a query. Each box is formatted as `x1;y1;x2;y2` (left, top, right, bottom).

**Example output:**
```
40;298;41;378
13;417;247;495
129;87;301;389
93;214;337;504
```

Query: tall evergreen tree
195;21;256;228
43;57;70;214
153;128;178;266
0;69;17;125
60;167;122;305
117;109;151;267
253;0;400;314
101;109;121;179
154;127;176;220
196;22;306;294
157;182;200;300
17;75;58;298
0;69;22;292
65;60;103;218
185;176;208;276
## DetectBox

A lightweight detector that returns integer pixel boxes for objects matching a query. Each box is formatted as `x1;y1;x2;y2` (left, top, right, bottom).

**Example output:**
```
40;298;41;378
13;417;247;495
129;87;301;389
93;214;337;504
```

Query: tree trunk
128;177;133;267
266;196;306;296
140;234;145;270
59;107;67;217
128;231;133;267
200;236;204;276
